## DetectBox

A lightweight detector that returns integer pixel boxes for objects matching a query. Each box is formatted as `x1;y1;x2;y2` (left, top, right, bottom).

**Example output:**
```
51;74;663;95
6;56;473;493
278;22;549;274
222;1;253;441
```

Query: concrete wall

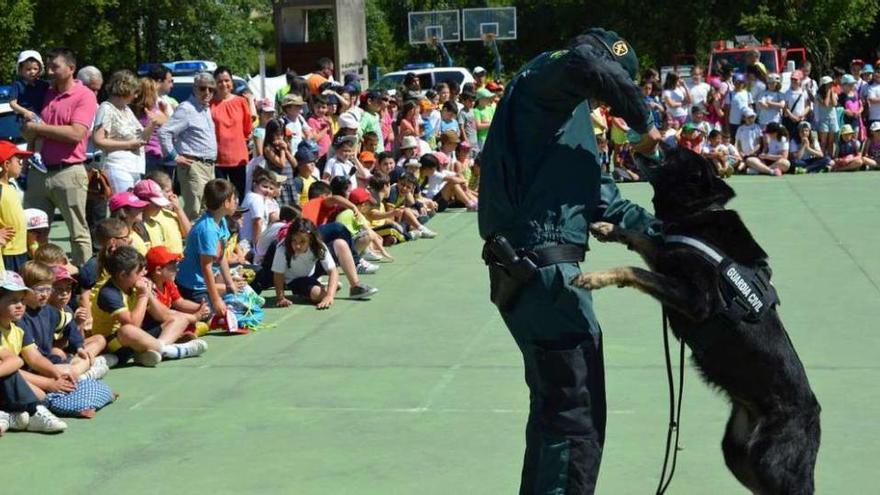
334;0;369;85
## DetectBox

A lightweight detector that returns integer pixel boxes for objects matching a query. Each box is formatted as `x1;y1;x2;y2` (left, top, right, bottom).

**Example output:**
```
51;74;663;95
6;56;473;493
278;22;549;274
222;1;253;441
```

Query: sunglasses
197;86;216;93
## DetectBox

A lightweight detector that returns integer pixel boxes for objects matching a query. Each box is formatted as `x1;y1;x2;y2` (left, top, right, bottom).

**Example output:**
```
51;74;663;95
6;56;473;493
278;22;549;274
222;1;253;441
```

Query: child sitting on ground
93;246;206;367
240;168;277;254
419;153;478;212
333;189;393;263
75;218;131;315
701;130;735;177
324;134;368;189
46;265;108;371
135;175;189;255
833;124;864;171
272;218;378;309
18;262;110;382
0;270;68;433
146;246;210;339
862;121;880;170
387;172;437;219
367;173;436;239
109;191;152;255
176;179;238;317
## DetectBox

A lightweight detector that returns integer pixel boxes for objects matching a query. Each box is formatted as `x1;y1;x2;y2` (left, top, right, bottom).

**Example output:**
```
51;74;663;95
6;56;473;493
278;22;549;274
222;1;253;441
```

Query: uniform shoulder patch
611;41;629;57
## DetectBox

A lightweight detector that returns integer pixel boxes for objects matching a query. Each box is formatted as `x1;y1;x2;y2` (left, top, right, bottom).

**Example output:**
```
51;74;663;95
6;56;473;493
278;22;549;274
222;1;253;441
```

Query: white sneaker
26;406;67;433
408;229;422;240
418;227;437;239
0;411;8;434
356;259;379;275
7;411;29;431
362;250;383;262
134;350;162;367
186;339;209;357
102;353;120;369
80;356;110;381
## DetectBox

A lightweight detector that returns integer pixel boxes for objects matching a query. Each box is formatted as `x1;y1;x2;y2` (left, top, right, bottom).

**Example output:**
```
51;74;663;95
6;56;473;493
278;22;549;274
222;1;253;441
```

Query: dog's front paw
571;271;618;290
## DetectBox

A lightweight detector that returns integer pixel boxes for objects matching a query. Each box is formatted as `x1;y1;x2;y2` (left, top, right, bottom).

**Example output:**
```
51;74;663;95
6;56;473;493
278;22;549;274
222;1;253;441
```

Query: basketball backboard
462;7;517;41
408;10;460;45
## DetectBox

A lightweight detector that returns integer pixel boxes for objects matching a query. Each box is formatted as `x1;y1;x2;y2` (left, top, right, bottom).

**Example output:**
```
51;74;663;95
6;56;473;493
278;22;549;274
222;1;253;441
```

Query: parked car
371;66;474;94
0;103;24;145
138;60;249;103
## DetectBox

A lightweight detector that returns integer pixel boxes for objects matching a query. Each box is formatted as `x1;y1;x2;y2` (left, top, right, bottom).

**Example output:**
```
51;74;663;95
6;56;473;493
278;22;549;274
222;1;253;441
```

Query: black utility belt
182;155;217;164
483;234;585;311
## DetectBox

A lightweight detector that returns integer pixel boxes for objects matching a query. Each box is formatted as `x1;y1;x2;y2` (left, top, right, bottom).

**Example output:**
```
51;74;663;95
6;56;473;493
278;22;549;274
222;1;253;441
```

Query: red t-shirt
211;96;253;167
153;280;182;308
301;197;341;226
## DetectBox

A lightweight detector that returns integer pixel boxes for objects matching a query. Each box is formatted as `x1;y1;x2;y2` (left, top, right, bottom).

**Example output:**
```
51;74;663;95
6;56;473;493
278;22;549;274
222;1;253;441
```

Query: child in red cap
146;246;210;338
0;141;32;273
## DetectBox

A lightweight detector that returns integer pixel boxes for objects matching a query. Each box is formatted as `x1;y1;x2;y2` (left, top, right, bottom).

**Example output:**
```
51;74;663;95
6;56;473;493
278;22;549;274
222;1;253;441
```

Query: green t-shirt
474;104;496;147
334;209;366;236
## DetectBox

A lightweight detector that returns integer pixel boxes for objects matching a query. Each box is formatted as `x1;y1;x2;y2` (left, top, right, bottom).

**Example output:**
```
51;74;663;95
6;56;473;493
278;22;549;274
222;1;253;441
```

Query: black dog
573;148;820;494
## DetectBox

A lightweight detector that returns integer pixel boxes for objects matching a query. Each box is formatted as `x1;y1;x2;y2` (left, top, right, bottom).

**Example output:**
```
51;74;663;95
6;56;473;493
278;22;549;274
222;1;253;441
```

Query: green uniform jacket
478;44;659;248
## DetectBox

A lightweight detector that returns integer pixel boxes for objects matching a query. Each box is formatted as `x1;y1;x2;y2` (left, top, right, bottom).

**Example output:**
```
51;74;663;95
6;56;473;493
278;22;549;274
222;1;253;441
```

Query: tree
0;0;36;81
740;0;880;73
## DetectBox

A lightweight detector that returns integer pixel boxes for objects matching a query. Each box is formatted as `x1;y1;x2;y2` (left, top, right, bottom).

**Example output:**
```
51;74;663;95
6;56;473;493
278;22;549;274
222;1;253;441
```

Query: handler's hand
632;127;661;155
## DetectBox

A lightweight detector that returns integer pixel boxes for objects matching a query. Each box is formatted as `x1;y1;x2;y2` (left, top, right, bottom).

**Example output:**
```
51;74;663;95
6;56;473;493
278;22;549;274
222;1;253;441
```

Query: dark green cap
582;28;639;80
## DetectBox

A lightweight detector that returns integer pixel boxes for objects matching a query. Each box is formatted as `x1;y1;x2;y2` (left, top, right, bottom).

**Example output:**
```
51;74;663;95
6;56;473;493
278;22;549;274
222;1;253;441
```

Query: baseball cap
863;64;875;74
333;134;358;148
281;94;305;107
146;245;183;272
358;151;376;164
797;121;812;132
475;88;495;100
819;76;833;86
743;108;756;119
791;69;804;80
342;83;360;95
0;140;33;162
25;208;49;230
17;50;43;68
841;74;857;85
51;265;76;283
432;151;450;166
399;136;418;150
109;191;149;212
871;121;880;132
581;28;639;80
403;159;420;169
0;271;32;293
682;123;697;132
851;59;865;67
419;99;435;112
348;188;374;205
258;98;275;113
295;146;318;164
485;81;503;92
344;72;363;85
768;73;781;83
132;179;171;208
733;73;747;83
473;66;487;75
338;112;359;130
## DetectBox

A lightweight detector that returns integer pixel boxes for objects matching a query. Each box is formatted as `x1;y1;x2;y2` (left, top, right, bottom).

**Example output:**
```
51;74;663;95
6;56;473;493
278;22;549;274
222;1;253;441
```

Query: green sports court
3;174;878;494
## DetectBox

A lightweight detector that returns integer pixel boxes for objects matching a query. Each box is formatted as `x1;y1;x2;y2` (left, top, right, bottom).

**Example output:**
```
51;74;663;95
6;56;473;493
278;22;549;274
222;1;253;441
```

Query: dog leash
656;308;685;495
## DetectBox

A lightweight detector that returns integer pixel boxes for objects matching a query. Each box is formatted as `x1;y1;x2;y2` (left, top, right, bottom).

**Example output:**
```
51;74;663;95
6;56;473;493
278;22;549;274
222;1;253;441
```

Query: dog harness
664;235;778;323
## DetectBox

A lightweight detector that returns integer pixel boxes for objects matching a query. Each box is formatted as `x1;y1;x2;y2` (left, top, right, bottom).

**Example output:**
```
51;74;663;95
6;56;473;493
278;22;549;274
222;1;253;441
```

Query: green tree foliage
2;0;270;81
739;0;880;72
0;0;35;81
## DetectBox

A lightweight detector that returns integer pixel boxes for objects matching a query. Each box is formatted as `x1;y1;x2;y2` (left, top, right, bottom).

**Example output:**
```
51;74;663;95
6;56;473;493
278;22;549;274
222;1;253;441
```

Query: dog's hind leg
749;402;821;495
722;402;766;494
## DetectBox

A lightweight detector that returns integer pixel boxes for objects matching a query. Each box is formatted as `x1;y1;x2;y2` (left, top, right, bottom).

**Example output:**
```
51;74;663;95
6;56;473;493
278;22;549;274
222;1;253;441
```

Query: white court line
134;404;636;415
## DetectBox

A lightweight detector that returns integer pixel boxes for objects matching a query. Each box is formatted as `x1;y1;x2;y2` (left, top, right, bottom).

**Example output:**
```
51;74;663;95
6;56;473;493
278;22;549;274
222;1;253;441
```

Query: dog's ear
633;151;662;183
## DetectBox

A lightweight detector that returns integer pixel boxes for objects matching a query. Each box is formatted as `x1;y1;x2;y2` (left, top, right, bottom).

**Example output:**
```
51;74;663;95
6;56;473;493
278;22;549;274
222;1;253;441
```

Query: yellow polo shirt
145;209;184;255
1;322;35;356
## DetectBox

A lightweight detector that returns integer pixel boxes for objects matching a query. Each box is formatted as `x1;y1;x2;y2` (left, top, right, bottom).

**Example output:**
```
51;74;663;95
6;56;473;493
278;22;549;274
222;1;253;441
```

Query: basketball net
482;32;496;47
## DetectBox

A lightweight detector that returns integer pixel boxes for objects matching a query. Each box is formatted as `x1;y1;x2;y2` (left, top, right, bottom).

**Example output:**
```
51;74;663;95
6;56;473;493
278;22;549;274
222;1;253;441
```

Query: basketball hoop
482;32;496;47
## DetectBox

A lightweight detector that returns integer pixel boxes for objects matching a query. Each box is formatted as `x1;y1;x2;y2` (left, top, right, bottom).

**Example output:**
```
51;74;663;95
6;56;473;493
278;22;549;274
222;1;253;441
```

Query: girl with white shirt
662;72;691;126
757;73;785;128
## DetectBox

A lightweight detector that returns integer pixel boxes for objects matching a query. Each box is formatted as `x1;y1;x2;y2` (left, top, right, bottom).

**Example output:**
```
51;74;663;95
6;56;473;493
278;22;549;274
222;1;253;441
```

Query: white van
371;67;475;94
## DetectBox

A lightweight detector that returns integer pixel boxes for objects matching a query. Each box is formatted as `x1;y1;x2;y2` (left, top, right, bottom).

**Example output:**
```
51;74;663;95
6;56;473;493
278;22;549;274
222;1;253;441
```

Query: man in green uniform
479;28;661;494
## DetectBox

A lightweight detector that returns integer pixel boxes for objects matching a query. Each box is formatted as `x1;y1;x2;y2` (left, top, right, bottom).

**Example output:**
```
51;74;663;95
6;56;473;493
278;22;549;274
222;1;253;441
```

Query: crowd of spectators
600;49;880;179
0;49;490;434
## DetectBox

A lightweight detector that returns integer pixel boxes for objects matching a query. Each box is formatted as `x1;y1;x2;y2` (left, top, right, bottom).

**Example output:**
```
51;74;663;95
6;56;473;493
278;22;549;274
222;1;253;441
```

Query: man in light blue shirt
158;72;218;219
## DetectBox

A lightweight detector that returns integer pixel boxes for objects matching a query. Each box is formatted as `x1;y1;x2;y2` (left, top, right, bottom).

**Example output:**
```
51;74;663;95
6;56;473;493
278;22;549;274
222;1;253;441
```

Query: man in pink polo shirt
22;47;96;265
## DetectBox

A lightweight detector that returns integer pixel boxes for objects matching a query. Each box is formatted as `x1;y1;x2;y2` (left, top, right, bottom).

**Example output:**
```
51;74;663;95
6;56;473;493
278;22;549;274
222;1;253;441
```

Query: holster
483;235;585;312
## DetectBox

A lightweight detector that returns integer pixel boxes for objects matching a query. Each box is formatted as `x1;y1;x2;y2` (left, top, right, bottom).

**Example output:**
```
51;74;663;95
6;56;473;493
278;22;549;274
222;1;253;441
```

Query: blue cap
294;140;319;164
863;64;874;74
733;73;747;83
841;74;858;85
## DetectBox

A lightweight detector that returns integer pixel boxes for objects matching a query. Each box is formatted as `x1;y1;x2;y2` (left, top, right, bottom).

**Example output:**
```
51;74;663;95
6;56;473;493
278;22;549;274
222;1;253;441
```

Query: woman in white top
93;70;161;193
750;121;790;175
757;73;786;128
662;72;691;126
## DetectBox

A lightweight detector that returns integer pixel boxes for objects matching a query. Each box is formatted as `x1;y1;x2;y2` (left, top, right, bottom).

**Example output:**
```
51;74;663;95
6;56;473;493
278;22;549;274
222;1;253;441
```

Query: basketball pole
486;35;503;76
